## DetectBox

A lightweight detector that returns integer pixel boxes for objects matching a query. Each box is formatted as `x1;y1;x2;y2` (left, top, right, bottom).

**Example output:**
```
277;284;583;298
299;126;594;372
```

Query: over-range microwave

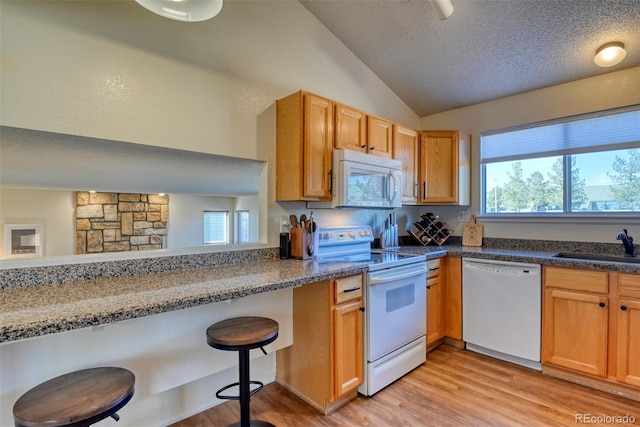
309;149;402;209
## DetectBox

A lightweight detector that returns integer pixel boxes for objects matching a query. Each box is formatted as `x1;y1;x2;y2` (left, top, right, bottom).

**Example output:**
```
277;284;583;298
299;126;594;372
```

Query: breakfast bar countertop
0;258;367;343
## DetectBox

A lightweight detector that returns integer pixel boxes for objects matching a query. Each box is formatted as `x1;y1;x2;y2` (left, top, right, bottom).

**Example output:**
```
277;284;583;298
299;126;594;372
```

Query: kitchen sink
553;252;640;264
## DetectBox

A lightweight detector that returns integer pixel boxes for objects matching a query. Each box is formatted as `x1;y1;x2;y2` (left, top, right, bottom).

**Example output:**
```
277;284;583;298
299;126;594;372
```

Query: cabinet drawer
544;266;608;294
334;275;363;305
427;258;441;279
618;273;640;299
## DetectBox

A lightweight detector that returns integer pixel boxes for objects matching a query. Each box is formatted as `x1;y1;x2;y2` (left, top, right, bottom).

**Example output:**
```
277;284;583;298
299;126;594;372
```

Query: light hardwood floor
171;345;640;426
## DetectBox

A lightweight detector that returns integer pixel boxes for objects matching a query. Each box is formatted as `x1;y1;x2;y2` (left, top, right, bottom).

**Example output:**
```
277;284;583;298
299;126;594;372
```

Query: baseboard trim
542;364;640;403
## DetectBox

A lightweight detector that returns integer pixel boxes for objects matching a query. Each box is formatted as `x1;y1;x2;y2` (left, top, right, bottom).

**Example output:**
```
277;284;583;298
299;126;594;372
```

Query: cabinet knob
359;307;365;312
621;305;628;311
426;285;431;290
599;302;606;308
361;144;367;149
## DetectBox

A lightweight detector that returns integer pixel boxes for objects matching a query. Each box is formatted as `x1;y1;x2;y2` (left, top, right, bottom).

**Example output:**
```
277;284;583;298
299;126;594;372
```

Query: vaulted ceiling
300;0;640;116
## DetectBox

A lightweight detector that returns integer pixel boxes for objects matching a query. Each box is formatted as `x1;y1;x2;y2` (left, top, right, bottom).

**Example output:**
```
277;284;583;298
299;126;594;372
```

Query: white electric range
317;226;427;396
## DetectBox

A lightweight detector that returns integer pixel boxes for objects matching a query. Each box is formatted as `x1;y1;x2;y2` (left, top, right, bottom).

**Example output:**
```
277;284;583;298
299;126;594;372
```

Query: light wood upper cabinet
419;130;470;205
366;115;393;158
335;103;367;153
276;91;333;202
393;125;419;205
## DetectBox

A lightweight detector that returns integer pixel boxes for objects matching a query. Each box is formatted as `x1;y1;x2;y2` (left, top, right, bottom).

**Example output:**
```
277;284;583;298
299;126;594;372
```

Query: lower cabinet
276;274;364;414
616;273;640;387
542;266;640;399
426;256;462;350
426;258;444;347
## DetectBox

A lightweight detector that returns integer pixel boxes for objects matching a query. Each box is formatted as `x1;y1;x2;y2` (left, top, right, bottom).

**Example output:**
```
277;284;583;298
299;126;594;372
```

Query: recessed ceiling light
594;42;626;68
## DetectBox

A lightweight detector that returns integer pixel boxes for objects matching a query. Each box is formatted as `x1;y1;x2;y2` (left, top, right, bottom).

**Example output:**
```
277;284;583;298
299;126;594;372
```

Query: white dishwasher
462;258;541;370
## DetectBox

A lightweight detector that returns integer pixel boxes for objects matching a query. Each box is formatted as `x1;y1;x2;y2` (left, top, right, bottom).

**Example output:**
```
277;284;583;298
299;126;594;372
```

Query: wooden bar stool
206;316;279;427
13;367;135;427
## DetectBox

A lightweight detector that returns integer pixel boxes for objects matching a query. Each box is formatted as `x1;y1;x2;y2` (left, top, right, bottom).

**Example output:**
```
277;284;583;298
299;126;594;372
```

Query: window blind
204;211;228;245
236;211;249;244
481;106;640;164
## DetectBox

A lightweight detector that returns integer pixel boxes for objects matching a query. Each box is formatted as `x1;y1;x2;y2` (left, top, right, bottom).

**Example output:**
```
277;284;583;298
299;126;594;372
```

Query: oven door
367;262;427;362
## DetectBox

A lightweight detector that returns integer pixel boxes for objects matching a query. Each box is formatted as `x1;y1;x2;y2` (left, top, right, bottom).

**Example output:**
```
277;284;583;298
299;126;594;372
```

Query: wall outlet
458;210;470;222
280;216;290;233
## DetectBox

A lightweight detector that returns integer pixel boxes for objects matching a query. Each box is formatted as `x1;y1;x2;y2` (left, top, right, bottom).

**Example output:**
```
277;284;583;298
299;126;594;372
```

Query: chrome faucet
616;229;635;257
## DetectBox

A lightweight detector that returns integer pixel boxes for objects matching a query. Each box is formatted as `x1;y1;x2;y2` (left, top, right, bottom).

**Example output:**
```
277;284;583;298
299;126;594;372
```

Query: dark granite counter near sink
392;241;640;273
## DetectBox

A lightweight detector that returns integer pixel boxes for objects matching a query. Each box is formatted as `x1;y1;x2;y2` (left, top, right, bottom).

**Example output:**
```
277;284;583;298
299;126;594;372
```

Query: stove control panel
318;226;374;246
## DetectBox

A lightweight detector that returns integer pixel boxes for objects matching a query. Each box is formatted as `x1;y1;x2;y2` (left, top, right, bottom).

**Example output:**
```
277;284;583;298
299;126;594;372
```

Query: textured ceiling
300;0;640;116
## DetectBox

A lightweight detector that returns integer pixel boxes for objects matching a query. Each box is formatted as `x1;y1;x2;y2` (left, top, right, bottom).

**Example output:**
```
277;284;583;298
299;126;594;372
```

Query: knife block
290;228;317;260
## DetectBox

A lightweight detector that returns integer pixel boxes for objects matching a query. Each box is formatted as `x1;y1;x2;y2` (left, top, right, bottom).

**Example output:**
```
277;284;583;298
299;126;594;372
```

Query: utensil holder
290;228;317;259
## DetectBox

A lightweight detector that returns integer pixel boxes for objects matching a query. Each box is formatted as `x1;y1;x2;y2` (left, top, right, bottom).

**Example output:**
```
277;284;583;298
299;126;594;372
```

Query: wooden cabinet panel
303;94;334;199
335;103;366;153
619;273;640;299
334;274;363;304
543;288;608;377
276;275;363;414
393;125;419;205
276;91;333;202
617;298;640;387
444;256;462;340
367;115;393;158
545;267;608;294
418;130;469;205
333;300;363;399
426;276;444;347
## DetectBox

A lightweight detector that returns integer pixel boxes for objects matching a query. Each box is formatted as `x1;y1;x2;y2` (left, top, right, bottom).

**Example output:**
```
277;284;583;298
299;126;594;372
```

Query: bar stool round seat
206;316;279;427
13;367;135;427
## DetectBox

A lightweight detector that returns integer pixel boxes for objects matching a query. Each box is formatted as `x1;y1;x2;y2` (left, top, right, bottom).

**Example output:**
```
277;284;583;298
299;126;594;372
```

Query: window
481;106;640;215
203;211;228;245
235;210;250;244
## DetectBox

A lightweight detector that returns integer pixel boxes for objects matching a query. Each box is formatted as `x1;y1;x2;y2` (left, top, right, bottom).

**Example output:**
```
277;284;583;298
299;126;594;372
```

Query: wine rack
408;213;453;246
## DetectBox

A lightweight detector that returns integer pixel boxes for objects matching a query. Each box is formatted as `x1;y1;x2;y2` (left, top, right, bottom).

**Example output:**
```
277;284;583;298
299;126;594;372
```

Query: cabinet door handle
423;182;426;199
621;305;628;311
429;267;439;271
359;306;365;312
328;169;333;195
370;146;375;151
599;302;606;308
343;286;361;293
361;144;367;149
426;285;431;290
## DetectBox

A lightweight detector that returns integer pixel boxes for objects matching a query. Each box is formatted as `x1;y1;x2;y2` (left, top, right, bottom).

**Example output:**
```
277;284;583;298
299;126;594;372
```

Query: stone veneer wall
76;192;169;254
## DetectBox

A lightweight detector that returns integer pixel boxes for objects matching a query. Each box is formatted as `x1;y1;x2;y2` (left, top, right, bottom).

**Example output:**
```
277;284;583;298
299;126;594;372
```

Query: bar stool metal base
206;317;279;427
227;421;275;427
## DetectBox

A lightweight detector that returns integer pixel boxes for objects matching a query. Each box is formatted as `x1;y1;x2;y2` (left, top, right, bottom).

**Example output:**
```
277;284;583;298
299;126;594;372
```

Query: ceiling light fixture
135;0;224;22
594;42;626;67
431;0;454;20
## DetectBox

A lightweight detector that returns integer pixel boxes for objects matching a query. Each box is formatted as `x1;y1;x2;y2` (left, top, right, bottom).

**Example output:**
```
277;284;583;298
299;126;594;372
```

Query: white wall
0;288;293;427
421;67;640;243
0;0;420;249
0;189;75;258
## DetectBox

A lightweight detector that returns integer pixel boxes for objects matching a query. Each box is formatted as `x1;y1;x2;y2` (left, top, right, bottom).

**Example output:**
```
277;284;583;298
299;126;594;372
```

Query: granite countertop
0;258;367;343
392;244;640;273
2;241;638;344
